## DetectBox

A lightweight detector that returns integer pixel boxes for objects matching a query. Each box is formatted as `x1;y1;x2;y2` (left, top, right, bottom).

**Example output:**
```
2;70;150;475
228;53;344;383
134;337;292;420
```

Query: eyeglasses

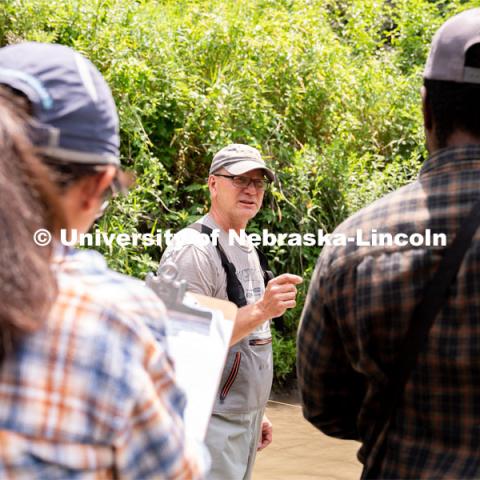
98;175;121;215
96;170;134;219
213;174;271;191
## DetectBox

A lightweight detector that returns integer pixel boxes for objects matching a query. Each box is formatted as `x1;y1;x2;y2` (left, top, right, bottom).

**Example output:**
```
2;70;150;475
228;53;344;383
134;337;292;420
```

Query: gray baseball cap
0;42;120;165
424;8;480;84
209;144;275;181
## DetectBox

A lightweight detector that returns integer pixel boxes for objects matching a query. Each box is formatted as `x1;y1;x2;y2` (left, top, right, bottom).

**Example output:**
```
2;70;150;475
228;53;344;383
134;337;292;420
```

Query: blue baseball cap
0;42;120;165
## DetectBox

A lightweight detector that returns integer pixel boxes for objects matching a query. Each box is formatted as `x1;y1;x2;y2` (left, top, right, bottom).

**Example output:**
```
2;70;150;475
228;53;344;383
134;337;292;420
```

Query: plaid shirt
0;246;205;479
297;146;480;479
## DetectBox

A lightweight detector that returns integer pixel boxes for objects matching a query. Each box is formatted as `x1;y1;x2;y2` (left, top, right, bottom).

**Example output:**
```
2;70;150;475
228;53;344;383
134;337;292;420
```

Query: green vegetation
1;0;475;385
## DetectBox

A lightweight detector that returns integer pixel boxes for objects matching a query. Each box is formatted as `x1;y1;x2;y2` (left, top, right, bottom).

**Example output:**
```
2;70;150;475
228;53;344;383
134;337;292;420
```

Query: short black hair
424;44;480;149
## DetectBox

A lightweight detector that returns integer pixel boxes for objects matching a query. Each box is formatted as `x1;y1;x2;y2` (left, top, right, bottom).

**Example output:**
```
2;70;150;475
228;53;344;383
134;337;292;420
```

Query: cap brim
37;145;120;166
224;160;275;181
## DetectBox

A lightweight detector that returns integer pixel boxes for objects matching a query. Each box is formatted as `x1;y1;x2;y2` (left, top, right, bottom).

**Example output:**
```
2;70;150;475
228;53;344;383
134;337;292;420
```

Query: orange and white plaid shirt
0;245;205;479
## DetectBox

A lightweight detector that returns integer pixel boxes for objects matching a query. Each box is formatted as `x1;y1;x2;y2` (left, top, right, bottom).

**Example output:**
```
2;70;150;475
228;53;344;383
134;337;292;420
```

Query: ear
421;86;432;131
208;174;217;198
79;166;116;212
421;86;437;153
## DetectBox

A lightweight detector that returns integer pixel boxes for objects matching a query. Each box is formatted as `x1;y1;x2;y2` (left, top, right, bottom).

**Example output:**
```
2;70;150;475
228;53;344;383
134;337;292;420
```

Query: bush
1;0;476;384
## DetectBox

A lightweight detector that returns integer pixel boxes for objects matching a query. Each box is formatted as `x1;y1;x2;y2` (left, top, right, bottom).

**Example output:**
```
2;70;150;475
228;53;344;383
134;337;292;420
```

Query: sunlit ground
254;399;362;480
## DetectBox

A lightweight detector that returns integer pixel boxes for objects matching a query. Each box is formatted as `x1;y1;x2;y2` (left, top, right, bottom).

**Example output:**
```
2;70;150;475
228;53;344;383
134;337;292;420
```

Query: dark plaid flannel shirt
297;146;480;479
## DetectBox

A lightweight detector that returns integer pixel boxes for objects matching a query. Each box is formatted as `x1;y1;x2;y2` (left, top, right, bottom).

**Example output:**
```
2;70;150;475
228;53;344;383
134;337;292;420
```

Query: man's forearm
229;273;302;345
229;302;267;345
303;409;360;440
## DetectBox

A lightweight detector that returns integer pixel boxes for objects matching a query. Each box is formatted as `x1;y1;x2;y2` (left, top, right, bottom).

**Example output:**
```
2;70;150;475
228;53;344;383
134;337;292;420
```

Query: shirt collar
204;213;253;251
51;241;107;274
420;145;480;177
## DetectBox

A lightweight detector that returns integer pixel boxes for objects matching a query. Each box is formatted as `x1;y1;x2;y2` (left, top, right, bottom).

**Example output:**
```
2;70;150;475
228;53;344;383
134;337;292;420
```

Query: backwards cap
424;9;480;84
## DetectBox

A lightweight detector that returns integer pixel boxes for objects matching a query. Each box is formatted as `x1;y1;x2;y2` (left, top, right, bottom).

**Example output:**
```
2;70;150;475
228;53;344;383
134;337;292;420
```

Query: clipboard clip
146;262;212;319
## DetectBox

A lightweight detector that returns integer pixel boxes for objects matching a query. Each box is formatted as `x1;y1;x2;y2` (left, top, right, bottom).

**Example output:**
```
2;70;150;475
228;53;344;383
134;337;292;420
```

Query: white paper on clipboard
165;293;235;441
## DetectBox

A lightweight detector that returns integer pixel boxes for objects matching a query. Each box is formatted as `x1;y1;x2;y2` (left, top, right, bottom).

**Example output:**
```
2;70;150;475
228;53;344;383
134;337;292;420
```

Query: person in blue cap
0;42;207;479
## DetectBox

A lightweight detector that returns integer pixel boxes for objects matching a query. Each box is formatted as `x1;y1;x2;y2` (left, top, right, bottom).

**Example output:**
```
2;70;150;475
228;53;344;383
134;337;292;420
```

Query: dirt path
253;400;362;480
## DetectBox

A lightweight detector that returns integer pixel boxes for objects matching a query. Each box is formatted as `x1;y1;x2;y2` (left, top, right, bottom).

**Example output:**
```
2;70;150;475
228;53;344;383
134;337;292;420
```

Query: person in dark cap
0;42;207;478
159;143;302;480
297;8;480;479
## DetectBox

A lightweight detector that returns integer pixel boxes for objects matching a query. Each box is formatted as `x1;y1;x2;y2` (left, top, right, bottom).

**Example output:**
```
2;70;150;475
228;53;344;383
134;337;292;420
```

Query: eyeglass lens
233;176;268;190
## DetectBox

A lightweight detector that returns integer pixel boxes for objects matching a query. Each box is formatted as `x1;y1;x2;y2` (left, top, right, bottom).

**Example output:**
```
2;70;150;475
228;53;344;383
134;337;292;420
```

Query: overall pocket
219;351;242;402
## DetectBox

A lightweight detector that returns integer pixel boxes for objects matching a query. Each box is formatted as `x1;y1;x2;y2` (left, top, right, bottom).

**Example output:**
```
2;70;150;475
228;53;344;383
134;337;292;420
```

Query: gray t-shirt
160;214;273;413
160;214;271;340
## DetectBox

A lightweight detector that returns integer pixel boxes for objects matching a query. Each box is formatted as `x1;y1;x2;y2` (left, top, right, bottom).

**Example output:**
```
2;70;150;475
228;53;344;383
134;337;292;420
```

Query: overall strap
362;197;480;478
255;245;275;286
188;223;247;307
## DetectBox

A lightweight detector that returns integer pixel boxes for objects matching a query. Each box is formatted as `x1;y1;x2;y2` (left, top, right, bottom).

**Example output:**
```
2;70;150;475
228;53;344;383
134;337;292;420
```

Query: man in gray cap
160;143;302;480
297;8;480;479
0;42;206;478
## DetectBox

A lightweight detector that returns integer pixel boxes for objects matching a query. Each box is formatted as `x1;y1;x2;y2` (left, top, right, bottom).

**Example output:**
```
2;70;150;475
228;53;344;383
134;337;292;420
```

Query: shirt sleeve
114;328;207;479
160;242;220;297
296;253;366;441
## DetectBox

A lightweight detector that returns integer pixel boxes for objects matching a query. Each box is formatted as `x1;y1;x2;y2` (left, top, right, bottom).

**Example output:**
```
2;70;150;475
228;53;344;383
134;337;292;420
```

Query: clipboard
190;292;237;327
146;263;236;441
